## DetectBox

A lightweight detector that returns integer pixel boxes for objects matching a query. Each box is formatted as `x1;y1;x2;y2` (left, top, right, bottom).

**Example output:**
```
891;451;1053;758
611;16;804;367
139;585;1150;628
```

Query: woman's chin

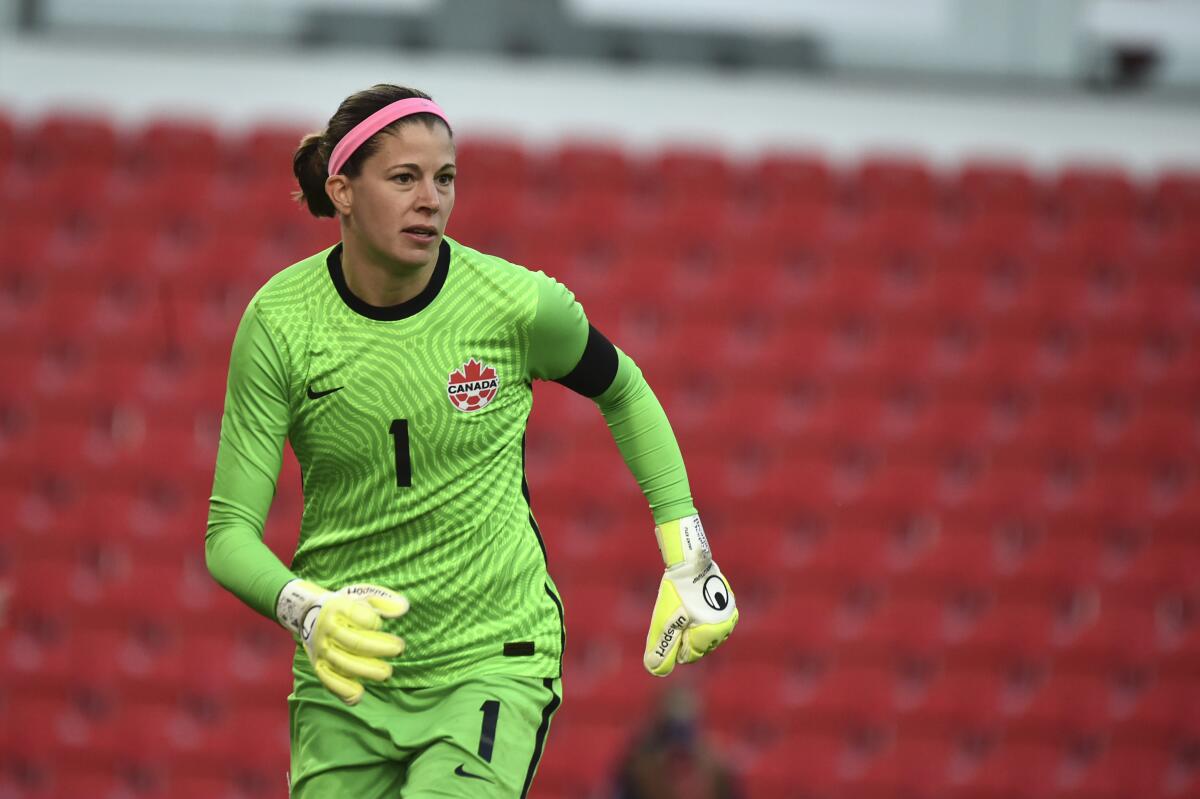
384;240;439;269
401;234;442;256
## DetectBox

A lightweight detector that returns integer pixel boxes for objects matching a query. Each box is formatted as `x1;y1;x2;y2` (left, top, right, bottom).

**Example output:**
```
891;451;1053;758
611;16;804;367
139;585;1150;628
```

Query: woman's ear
325;174;352;216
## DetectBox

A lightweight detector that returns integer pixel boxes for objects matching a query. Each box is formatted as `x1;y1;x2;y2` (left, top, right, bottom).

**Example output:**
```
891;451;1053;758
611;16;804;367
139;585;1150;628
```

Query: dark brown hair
292;84;451;217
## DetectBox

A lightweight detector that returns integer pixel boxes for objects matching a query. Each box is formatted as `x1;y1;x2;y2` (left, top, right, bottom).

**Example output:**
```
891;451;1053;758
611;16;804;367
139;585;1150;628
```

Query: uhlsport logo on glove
653;613;689;660
447;358;499;412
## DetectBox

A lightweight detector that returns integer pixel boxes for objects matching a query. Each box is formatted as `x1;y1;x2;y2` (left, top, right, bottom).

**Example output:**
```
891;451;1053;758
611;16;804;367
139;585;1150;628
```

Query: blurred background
2;1;1199;797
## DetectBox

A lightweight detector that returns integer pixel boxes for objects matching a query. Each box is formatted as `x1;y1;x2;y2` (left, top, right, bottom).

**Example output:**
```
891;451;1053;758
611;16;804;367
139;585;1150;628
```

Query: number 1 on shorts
478;700;499;762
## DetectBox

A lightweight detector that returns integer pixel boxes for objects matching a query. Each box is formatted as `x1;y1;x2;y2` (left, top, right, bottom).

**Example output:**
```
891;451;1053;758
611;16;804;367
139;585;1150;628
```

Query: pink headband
327;98;451;176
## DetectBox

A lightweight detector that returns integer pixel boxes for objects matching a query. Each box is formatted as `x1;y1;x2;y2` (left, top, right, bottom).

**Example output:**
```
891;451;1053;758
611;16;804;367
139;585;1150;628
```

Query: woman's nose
416;178;440;209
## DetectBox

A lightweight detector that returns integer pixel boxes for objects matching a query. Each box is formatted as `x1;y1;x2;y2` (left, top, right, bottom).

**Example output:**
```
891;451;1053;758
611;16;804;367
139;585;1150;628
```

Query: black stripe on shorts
519;677;562;799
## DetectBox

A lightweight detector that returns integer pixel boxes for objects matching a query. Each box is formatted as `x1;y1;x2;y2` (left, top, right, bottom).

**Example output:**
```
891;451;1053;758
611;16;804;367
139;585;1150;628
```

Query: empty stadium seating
1;108;1198;798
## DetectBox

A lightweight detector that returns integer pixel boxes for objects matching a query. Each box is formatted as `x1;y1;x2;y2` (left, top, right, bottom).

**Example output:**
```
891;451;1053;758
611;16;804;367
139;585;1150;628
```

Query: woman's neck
340;234;438;308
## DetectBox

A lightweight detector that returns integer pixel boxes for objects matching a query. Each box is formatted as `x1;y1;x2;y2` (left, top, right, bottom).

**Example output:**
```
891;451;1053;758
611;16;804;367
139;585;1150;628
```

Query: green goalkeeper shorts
287;673;563;798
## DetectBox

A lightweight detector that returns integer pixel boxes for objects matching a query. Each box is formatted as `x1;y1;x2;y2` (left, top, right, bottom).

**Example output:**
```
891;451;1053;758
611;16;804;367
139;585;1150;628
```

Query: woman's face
330;121;456;269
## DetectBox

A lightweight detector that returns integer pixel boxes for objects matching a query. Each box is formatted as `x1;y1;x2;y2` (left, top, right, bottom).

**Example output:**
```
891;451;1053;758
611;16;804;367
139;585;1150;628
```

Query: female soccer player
205;83;738;798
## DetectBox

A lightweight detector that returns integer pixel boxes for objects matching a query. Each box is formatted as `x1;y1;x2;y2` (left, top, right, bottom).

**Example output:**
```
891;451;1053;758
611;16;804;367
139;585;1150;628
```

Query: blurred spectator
612;684;740;799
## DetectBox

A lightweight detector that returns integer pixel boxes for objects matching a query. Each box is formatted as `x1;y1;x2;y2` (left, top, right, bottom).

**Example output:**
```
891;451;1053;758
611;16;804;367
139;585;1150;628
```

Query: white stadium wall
1;31;1198;179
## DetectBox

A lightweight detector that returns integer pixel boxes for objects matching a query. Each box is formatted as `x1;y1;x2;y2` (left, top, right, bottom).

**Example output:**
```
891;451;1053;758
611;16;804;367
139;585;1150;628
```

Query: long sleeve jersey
206;236;695;686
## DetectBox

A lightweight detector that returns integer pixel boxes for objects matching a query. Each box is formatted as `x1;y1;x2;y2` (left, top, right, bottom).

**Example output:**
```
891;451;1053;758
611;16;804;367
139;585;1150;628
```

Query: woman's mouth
402;225;438;243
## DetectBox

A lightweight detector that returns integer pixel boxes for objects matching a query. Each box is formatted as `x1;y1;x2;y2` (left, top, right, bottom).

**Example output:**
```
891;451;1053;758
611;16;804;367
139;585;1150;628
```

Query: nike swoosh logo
454;764;491;782
307;385;344;400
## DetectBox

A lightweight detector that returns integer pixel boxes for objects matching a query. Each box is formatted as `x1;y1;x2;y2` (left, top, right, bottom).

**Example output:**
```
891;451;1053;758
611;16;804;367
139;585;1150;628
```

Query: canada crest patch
447;358;500;413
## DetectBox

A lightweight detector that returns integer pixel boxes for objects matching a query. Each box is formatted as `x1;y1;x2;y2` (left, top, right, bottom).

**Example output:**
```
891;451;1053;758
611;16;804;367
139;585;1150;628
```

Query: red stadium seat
534;718;626;797
225;123;308;181
701;660;789;736
904;395;1002;458
1000;532;1104;594
901;525;1000;592
953;158;1041;219
565;660;664;727
1052;163;1141;222
1133;328;1200;398
447;182;537;254
963;599;1060;667
958;738;1063;799
854;592;952;661
793;661;899;729
850;461;947;519
114;168;220;229
853;153;939;212
1119;674;1200;741
918;250;1011;322
735;453;843;526
45;769;133;799
941;329;1043;389
19;112;120;169
748;589;841;660
1135;271;1200;335
557;580;645;641
1066;743;1189;799
867;733;960;798
1114;535;1200;600
214;176;323;242
750;149;839;208
744;730;843;797
0;110;12;173
14;160;119;225
645;192;738;247
35;285;167;362
958;207;1045;255
0;414;110;484
0;215;57;275
966;462;1055;520
854;204;945;256
1152;168;1200;232
129;118;223;176
650;145;732;202
745;198;837;258
534;185;632;247
1058;600;1159;672
1012;666;1114;737
455;136;532;188
1054;205;1140;256
787;519;894;590
548;139;633;196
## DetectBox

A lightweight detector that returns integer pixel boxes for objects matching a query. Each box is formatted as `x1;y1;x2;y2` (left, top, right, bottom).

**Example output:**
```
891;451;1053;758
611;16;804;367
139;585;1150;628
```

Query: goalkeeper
205;83;737;799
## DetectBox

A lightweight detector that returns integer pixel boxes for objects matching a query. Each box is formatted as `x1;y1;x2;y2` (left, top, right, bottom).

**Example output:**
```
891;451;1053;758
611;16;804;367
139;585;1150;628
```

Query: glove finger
678;609;739;664
314;660;365;706
323;645;395;683
338;599;385;631
643;580;688;678
341;585;410;619
330;625;406;659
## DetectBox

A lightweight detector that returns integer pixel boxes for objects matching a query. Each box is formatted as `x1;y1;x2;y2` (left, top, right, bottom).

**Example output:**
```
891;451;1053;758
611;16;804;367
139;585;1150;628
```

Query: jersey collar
326;238;451;321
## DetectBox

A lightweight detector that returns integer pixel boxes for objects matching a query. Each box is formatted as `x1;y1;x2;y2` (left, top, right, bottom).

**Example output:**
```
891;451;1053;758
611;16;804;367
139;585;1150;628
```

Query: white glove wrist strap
276;579;324;638
655;514;711;569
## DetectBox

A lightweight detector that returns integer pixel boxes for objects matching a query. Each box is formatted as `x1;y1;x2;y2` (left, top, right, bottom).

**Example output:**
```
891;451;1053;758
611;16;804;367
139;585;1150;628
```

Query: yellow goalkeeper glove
276;580;408;705
643;514;738;677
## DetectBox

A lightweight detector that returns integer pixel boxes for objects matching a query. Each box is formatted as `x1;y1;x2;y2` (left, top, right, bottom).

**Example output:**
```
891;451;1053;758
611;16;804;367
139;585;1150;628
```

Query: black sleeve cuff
554;324;619;398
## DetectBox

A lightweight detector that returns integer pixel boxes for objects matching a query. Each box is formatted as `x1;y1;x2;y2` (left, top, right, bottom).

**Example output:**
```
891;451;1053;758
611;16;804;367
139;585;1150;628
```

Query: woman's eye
393;173;414;183
438;174;455;185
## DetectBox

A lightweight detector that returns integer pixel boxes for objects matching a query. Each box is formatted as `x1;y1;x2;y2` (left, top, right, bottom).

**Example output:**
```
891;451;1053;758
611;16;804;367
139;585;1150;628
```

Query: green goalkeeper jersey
206;236;696;687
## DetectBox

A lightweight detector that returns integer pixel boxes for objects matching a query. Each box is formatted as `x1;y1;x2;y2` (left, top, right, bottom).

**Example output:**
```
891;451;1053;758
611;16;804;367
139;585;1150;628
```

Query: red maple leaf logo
450;358;496;385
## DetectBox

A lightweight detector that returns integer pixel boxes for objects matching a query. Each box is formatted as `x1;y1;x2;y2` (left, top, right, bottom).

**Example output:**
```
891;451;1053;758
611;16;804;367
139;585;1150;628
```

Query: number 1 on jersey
389;419;411;487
